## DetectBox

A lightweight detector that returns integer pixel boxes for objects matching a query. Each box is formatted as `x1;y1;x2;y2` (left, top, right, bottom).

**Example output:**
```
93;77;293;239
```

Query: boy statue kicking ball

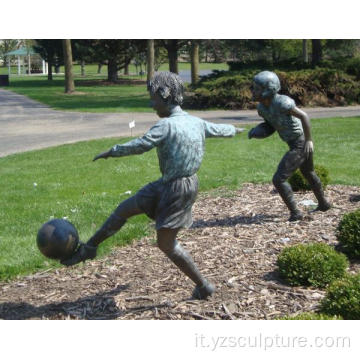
248;71;331;221
62;71;244;300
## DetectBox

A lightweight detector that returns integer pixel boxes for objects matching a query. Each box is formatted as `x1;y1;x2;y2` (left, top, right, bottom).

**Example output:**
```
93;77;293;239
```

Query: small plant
276;312;342;320
321;273;360;320
289;165;330;192
337;209;360;258
277;243;348;288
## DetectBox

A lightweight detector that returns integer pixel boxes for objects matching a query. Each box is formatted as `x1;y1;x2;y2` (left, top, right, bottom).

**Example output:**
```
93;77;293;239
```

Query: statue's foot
192;282;215;300
314;201;331;212
288;211;303;222
349;194;360;203
61;243;97;266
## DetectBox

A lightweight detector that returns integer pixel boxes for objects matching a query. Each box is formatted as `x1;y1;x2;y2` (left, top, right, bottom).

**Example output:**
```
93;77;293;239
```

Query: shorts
135;174;198;230
275;134;315;182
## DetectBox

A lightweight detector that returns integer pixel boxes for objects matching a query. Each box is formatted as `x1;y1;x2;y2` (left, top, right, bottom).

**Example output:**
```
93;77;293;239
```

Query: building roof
5;47;37;56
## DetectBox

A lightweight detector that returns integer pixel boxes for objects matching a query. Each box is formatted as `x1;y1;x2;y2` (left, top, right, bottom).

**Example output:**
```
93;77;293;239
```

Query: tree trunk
81;60;85;76
48;60;53;81
124;62;129;75
147;39;155;82
190;41;199;84
108;58;118;82
97;63;102;74
311;39;322;67
302;40;309;64
167;40;179;74
62;39;75;93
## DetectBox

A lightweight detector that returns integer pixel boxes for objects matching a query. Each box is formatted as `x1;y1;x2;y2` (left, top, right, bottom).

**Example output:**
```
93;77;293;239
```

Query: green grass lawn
6;76;150;112
1;62;228;112
0;62;228;75
0;117;359;281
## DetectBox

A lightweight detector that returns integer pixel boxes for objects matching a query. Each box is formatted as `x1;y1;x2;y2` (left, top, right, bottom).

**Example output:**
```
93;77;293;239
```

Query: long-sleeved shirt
110;107;236;182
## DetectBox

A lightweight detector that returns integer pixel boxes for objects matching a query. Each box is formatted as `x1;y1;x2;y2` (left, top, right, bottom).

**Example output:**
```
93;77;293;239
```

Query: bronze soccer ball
36;219;79;260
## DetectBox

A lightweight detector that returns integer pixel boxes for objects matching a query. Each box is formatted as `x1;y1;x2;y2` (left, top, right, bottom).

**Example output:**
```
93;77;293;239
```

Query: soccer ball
36;218;79;260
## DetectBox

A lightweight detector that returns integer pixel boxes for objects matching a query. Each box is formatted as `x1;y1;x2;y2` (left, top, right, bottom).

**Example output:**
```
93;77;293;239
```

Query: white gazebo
5;47;47;76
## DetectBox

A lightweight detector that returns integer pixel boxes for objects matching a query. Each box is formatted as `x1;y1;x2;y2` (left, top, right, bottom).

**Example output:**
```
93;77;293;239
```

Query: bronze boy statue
62;71;243;299
249;71;331;221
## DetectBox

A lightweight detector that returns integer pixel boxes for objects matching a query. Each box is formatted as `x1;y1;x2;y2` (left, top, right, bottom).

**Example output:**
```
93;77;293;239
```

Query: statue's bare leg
300;154;331;211
272;146;303;221
87;196;142;247
62;196;142;265
157;228;215;300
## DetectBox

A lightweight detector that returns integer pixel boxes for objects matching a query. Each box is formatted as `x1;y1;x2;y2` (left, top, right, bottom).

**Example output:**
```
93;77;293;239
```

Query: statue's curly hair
148;71;184;105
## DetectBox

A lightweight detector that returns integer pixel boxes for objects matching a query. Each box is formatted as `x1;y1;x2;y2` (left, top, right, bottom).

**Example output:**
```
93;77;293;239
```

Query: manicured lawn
2;62;228;112
1;62;228;75
0;117;359;281
7;76;150;112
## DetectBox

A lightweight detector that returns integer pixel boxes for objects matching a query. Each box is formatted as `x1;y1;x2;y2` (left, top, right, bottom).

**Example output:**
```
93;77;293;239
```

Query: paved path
1;88;360;158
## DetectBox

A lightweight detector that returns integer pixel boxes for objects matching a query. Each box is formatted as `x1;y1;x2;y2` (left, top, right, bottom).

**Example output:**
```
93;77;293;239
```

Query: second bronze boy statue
249;71;331;221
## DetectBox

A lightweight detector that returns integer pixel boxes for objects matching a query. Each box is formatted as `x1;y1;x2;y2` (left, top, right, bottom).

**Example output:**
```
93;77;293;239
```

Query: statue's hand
235;127;245;134
304;140;314;158
93;150;111;161
60;242;97;266
248;128;255;139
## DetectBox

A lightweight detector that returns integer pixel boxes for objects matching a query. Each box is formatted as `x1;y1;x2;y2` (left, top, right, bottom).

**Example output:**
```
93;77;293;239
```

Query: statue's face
251;82;263;101
150;91;171;118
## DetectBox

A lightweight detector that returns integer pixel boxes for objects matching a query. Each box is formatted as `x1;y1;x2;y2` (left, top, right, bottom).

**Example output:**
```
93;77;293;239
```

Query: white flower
70;208;77;213
124;190;132;195
63;216;69;220
33;182;38;187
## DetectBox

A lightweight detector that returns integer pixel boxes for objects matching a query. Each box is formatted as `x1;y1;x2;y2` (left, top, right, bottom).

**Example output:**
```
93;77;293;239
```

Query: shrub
321;273;360;319
276;312;342;320
185;67;360;110
345;57;360;80
336;209;360;258
277;243;349;288
289;165;329;192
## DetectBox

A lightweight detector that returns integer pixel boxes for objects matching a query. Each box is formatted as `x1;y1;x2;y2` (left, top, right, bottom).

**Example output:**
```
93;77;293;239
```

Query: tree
311;39;323;67
34;40;63;80
162;40;179;73
147;39;155;82
154;42;168;71
200;39;231;63
89;40;146;82
161;40;187;74
324;39;360;59
72;39;96;77
62;39;75;93
0;40;20;67
302;40;309;64
190;40;199;84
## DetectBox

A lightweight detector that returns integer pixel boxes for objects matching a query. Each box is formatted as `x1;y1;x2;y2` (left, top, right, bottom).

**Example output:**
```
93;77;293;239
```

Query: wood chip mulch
1;184;359;320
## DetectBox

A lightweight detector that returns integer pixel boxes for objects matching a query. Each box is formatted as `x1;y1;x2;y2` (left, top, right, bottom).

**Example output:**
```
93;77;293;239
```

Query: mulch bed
1;184;359;320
